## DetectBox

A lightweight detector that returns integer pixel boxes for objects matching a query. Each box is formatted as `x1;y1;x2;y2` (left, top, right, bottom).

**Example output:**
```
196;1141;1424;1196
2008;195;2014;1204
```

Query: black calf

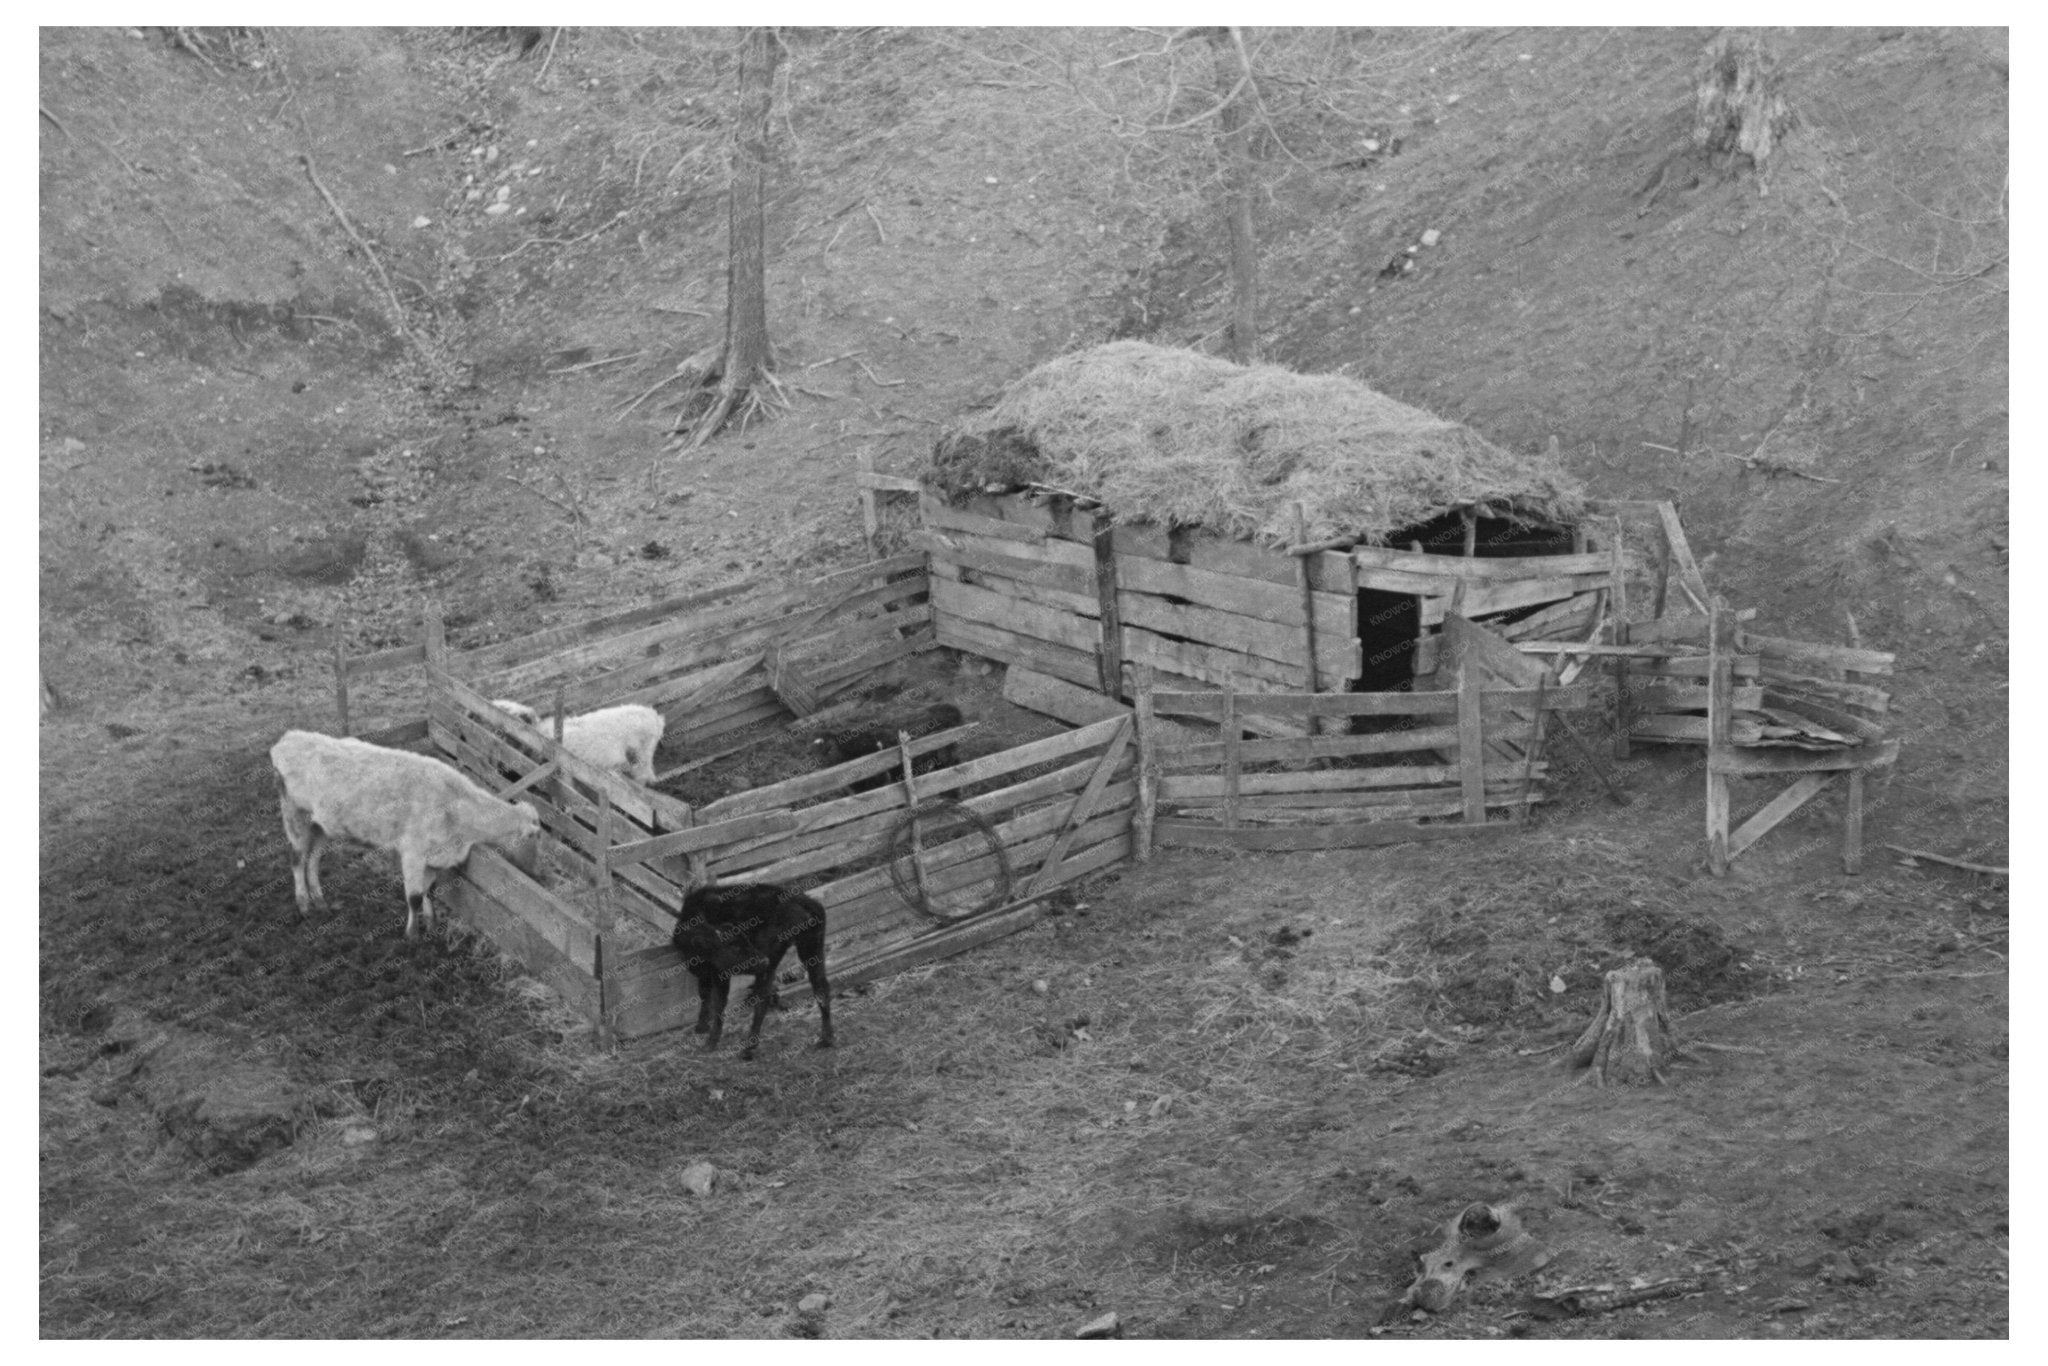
670;884;833;1060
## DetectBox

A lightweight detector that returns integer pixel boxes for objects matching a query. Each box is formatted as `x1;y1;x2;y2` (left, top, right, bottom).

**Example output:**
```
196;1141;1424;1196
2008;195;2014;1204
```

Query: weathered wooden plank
1351;545;1626;580
921;494;1050;545
1462;574;1611;618
1726;772;1834;859
1114;554;1352;639
1168;722;1537;767
1756;666;1890;714
460;845;600;973
343;640;427;680
1177;787;1537;814
1118;593;1360;677
857;469;924;494
609;809;802;868
1179;537;1354;594
936;619;1100;689
1003;665;1126;727
1150;684;1588;719
928;543;1096;598
1757;692;1886;742
1709;739;1898;774
1121;625;1311;691
1153;818;1507;852
1655;502;1712;611
1739;632;1895;676
1160;761;1543;799
930;558;1099;618
1497;591;1604;641
1628;613;1710;646
440;871;603;1025
930;576;1103;655
910;525;1095;570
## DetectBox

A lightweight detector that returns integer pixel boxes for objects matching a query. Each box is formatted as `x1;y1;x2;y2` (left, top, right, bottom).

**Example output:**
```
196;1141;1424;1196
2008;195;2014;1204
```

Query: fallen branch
1884;844;2007;877
298;150;444;378
865;202;888;245
857;359;906;388
39;103;70;139
536;26;564;84
805;350;864;371
547;351;643;375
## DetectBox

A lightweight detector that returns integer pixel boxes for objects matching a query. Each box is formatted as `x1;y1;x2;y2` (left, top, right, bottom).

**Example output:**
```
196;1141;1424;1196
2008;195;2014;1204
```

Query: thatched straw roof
925;341;1586;546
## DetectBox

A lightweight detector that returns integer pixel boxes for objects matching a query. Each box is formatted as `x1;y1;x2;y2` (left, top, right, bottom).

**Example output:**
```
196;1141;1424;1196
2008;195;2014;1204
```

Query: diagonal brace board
1022;715;1135;897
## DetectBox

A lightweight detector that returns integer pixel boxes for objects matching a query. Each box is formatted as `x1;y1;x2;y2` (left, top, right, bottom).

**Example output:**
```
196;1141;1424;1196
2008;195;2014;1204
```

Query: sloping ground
41;27;2005;1338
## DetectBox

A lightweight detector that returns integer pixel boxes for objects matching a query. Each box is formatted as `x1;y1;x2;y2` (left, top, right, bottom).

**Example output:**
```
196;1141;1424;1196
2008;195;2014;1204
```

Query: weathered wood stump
1693;30;1795;175
1565;958;1677;1087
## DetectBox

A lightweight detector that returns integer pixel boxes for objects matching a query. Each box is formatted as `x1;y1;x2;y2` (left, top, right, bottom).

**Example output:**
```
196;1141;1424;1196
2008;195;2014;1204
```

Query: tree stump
1693;30;1795;176
1565;958;1677;1087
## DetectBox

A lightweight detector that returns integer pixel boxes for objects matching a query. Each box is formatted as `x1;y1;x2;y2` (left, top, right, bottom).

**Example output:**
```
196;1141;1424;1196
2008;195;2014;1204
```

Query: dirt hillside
41;27;2006;1339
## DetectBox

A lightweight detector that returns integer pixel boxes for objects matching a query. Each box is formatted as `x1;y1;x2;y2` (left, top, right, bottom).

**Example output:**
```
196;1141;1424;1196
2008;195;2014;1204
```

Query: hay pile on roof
926;341;1586;546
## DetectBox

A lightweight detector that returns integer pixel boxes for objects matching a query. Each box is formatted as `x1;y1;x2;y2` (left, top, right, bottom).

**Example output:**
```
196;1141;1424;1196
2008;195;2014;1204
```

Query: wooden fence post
423;602;447;674
332;632;351;736
1457;659;1486;825
593;786;618;936
1221;673;1241;830
1133;665;1158;862
857;450;880;559
1706;596;1734;875
1091;522;1125;700
896;729;932;909
1291;502;1321;735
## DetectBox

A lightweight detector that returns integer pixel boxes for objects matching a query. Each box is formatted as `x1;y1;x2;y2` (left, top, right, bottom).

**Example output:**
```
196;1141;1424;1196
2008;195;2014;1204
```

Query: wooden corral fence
1130;657;1590;854
390;552;1141;1043
1520;502;1898;875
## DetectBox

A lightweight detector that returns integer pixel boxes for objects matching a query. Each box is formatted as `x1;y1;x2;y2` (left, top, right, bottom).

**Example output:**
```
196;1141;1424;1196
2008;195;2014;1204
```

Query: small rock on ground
1076;1311;1120;1339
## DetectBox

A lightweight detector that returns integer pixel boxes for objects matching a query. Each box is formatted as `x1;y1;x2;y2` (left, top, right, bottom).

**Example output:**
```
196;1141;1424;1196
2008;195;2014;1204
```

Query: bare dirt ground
40;27;2006;1338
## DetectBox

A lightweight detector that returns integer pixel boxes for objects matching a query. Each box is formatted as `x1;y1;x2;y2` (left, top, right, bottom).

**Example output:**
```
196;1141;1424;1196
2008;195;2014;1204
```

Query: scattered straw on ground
927;341;1586;545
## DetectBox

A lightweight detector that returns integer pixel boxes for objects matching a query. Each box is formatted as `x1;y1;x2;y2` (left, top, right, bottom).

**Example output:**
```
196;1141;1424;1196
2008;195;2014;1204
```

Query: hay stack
927;341;1585;546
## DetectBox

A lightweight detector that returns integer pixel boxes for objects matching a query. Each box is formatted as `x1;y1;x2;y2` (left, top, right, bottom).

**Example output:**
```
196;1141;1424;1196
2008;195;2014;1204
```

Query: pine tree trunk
724;25;775;387
686;26;779;448
1206;27;1259;365
1565;958;1677;1086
